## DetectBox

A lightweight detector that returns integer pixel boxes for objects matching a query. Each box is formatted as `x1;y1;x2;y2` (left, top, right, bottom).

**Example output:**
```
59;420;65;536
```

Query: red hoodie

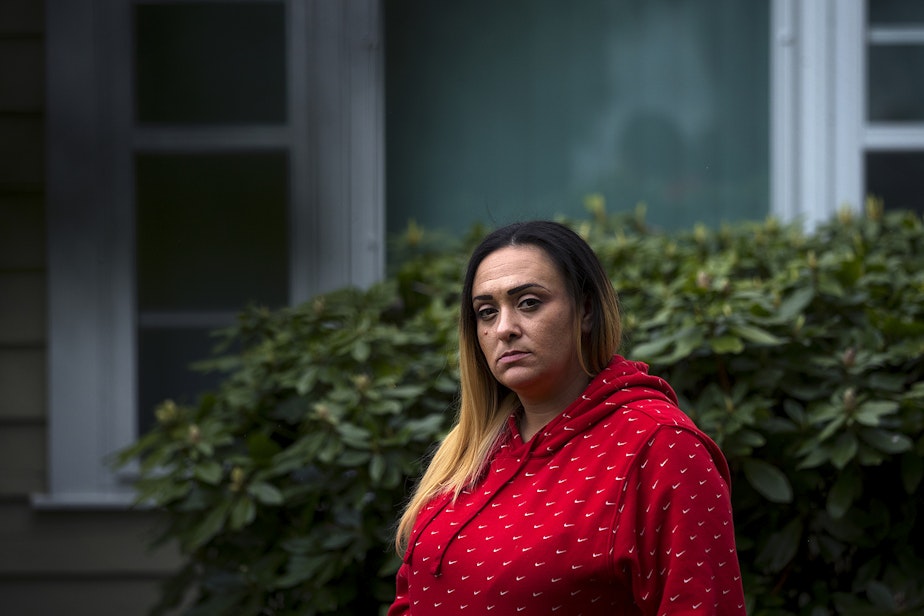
389;355;746;616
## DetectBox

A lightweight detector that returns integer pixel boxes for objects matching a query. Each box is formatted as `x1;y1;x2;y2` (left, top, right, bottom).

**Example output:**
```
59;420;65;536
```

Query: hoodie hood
501;354;680;459
404;354;682;576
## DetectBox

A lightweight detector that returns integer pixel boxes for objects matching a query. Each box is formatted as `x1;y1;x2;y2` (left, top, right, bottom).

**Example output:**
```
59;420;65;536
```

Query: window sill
30;490;147;511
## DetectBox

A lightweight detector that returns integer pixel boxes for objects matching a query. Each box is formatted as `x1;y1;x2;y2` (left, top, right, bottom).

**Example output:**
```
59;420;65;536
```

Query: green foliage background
117;203;924;615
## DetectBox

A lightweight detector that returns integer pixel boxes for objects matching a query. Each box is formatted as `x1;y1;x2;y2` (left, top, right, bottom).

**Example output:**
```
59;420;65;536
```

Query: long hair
395;221;622;552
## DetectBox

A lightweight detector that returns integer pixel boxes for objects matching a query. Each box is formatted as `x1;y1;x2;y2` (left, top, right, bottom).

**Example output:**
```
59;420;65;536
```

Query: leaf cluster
586;203;924;615
116;278;462;615
116;203;924;615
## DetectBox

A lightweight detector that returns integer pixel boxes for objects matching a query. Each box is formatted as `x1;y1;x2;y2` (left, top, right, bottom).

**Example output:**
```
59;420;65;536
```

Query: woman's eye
519;297;541;310
476;306;497;320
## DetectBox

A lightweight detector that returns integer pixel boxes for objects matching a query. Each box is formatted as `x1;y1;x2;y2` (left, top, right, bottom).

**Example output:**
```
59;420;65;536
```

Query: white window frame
37;0;383;507
771;0;864;230
771;0;924;229
864;10;924;169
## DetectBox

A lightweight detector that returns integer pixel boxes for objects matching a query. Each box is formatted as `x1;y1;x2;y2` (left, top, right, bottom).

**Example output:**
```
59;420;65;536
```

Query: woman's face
471;245;589;407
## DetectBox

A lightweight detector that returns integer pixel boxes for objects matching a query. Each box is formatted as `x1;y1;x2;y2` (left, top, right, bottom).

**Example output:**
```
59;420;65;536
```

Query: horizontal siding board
0;116;43;187
0;424;44;495
0;503;181;575
0;37;44;111
0;271;45;344
0;578;167;616
0;196;45;269
0;348;44;421
0;0;43;34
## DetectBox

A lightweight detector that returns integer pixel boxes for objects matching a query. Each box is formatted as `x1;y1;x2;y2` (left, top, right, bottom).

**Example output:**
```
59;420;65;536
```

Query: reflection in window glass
866;152;924;214
868;45;924;121
385;0;769;234
868;0;924;24
135;2;286;124
135;152;290;312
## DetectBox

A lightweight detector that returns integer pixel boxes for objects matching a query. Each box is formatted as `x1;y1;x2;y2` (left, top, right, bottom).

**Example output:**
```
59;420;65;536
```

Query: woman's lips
498;351;529;365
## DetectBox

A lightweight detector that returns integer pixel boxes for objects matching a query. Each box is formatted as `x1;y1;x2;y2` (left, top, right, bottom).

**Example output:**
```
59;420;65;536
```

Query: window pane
869;0;924;24
135;2;286;124
385;0;769;234
136;152;290;312
866;151;924;214
868;45;924;121
137;327;233;433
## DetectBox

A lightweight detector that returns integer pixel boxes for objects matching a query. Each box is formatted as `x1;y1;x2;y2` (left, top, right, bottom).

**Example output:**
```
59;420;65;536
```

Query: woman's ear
580;297;594;333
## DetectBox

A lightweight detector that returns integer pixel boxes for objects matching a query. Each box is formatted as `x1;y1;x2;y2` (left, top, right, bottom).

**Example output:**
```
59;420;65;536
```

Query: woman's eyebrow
473;282;546;302
506;282;545;295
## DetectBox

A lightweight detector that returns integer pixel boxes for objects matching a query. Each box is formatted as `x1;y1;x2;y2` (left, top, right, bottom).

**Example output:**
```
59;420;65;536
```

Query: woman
390;221;746;615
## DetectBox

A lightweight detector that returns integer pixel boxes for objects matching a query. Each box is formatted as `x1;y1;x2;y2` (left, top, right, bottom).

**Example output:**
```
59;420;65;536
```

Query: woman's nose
496;308;520;339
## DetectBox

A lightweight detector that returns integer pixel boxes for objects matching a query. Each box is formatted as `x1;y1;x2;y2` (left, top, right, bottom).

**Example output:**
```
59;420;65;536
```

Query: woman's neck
516;374;591;441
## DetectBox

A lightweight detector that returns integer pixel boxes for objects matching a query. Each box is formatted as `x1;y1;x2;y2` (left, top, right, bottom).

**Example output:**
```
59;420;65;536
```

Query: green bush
117;203;924;615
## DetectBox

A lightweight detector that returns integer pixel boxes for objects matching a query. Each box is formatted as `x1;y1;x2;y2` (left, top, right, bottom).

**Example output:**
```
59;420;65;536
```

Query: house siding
0;508;179;616
0;0;47;500
0;1;181;613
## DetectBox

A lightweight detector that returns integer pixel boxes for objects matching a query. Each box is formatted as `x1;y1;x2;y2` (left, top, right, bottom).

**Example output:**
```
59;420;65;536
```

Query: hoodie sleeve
387;562;410;616
610;425;746;616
